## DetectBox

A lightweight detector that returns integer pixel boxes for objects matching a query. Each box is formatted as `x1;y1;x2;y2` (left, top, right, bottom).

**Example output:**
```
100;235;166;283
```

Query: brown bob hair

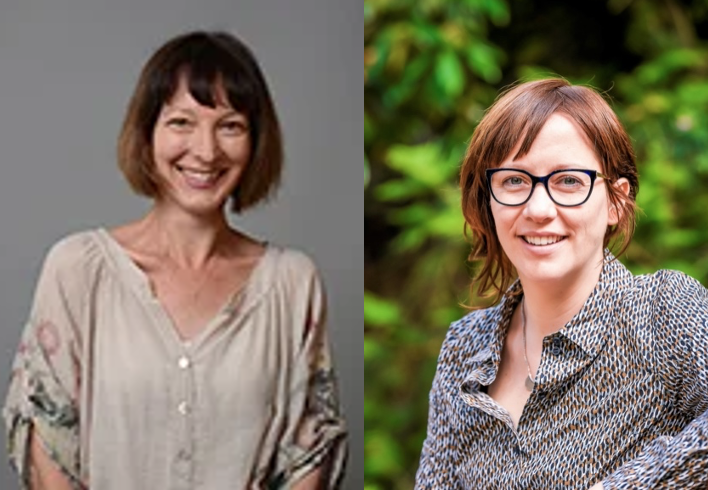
460;78;639;304
117;30;283;213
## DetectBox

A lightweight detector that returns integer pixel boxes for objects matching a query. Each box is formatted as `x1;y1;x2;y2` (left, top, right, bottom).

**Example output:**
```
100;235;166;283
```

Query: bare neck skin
135;201;238;267
518;252;604;347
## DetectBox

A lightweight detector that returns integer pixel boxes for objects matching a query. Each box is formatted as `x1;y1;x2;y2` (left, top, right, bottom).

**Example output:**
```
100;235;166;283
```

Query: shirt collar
560;251;633;356
495;250;633;358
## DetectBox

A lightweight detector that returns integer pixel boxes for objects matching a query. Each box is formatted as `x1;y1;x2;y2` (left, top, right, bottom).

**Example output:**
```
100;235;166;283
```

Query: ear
608;177;630;226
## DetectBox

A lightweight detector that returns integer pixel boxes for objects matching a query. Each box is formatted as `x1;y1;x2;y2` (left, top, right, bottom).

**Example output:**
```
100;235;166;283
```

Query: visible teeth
179;167;220;184
524;236;562;246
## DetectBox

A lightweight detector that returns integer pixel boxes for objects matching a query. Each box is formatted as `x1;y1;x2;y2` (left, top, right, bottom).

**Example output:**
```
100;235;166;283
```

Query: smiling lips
176;164;225;187
522;235;566;246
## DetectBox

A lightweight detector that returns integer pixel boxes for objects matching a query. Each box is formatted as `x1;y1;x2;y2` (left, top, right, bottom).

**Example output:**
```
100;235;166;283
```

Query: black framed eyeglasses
485;168;609;207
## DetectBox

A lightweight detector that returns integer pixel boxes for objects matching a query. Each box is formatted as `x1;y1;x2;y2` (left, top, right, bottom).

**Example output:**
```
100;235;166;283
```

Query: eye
166;117;193;129
219;119;249;136
555;174;583;187
501;174;529;187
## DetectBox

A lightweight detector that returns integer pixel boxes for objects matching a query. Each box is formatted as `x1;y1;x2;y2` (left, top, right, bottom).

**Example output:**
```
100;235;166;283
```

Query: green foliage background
364;0;708;488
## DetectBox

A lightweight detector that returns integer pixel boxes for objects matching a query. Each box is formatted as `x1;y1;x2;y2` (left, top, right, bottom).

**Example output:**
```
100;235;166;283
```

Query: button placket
173;349;195;483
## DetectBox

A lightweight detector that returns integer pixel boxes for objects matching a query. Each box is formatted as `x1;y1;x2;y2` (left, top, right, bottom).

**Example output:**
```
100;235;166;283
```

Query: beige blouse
4;229;347;489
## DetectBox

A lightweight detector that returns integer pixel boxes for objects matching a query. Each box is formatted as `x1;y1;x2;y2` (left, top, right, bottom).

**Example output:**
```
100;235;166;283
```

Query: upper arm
4;237;91;489
653;271;708;413
263;251;347;489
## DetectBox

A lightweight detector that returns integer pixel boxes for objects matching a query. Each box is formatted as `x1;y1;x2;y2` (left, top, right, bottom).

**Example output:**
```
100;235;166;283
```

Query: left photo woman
3;30;347;490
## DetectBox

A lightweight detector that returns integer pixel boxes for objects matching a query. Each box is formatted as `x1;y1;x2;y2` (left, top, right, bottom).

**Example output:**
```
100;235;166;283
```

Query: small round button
178;356;190;369
178;401;189;415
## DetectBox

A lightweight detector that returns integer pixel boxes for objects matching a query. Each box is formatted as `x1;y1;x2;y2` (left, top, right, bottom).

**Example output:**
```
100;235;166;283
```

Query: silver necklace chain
521;297;536;391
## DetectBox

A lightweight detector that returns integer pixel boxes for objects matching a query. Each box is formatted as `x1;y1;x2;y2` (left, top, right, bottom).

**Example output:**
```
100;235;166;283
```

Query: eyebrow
498;162;595;171
161;105;246;120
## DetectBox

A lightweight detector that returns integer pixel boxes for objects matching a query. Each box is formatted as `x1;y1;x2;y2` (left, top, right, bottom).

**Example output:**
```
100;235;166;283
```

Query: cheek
489;201;503;225
577;204;610;241
152;131;185;164
490;202;515;228
490;204;518;243
222;137;251;163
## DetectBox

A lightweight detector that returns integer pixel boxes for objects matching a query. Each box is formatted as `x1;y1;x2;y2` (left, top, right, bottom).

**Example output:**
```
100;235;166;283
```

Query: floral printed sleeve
3;241;86;489
268;266;348;489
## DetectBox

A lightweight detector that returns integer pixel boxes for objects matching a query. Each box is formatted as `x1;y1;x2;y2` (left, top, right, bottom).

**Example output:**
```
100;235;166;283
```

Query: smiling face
151;76;251;217
490;113;626;289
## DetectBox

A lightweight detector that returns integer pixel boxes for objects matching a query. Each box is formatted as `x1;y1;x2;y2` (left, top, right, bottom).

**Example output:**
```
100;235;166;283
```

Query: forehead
500;113;599;170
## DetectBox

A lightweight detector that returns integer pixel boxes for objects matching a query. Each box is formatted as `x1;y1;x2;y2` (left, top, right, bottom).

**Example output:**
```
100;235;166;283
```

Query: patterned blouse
4;229;347;490
416;253;708;489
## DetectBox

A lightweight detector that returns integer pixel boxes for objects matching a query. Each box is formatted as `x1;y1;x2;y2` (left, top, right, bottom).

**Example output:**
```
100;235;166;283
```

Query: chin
167;193;229;216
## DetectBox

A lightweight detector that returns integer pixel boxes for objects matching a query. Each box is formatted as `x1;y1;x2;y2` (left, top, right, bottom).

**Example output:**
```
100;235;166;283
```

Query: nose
523;182;557;221
191;127;220;162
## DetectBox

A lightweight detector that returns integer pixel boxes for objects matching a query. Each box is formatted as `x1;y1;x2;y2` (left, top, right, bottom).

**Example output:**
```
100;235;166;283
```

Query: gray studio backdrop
0;1;362;488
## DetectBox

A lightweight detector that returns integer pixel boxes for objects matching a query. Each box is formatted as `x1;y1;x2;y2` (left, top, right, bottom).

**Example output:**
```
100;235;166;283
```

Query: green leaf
676;81;708;106
364;337;385;361
641;92;670;114
365;432;404;476
389;203;435;225
466;42;502;83
385;142;456;186
364;1;374;23
411;16;444;46
426;206;465;237
364;112;374;144
481;0;510;26
391;227;427;252
385;54;431;107
364;291;401;327
434;49;465;99
368;28;394;82
634;48;706;86
375;179;429;201
657;228;703;249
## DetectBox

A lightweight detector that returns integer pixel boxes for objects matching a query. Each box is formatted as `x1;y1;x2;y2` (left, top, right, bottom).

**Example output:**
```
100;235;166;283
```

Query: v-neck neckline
94;227;274;349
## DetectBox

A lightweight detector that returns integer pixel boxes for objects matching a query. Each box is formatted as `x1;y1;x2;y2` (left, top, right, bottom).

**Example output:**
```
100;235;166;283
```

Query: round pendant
525;375;535;391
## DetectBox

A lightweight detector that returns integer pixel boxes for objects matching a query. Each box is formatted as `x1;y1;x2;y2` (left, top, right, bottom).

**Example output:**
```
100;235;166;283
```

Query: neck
518;255;604;338
137;204;234;269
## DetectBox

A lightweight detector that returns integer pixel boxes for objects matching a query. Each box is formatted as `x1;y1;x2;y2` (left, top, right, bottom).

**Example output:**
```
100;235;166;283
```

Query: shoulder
268;245;320;283
39;229;106;287
45;230;100;265
651;269;708;325
436;305;503;375
655;268;707;299
445;306;501;347
633;269;708;395
632;268;708;314
29;229;106;324
628;268;708;362
252;244;325;310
